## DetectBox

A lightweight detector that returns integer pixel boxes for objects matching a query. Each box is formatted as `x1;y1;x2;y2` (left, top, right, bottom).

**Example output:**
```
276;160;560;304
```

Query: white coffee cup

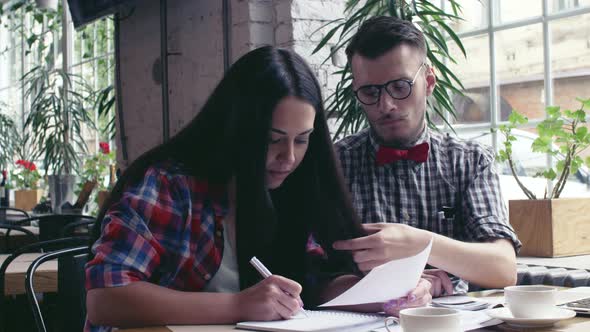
384;307;462;332
504;285;557;318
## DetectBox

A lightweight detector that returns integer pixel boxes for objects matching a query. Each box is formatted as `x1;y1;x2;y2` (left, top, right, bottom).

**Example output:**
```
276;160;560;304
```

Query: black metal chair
11;214;95;241
0;223;39;253
26;246;89;332
0;237;89;332
0;207;30;224
60;218;96;238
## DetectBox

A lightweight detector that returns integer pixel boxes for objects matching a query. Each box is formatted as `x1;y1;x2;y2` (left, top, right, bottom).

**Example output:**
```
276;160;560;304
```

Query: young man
333;16;521;296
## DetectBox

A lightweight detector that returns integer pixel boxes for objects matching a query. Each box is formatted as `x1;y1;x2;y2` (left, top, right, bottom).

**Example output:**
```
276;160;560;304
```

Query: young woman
85;46;431;331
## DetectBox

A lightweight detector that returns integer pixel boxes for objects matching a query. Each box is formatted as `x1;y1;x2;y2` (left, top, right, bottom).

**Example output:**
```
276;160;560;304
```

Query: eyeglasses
354;63;426;106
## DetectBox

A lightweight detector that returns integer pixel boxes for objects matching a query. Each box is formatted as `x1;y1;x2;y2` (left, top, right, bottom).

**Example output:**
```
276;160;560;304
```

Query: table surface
0;252;57;295
116;290;590;332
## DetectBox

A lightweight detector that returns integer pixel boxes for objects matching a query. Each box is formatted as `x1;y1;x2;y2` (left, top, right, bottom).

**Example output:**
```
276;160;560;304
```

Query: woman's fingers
268;277;303;319
382;278;432;316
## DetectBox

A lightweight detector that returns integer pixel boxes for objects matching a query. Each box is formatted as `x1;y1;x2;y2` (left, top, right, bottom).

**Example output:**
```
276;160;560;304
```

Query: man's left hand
332;223;432;273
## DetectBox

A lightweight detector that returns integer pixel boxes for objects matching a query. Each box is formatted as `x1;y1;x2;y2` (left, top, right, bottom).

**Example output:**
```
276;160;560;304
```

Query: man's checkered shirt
335;128;521;293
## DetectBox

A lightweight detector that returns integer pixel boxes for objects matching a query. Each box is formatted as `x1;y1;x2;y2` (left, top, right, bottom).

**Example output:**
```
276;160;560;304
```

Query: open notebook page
234;310;385;332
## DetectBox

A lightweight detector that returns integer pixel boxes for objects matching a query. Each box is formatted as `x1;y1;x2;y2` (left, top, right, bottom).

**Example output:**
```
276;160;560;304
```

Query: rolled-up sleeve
86;166;184;290
463;148;522;253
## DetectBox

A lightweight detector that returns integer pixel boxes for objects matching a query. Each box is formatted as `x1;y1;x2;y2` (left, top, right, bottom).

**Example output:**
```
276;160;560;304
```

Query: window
0;4;114;158
444;0;590;199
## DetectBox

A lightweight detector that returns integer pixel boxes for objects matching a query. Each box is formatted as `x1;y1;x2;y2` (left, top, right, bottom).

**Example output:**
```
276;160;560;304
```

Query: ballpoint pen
249;256;308;317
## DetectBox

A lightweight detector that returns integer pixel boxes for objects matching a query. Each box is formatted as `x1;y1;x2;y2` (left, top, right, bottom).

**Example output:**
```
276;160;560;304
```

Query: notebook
235;310;386;332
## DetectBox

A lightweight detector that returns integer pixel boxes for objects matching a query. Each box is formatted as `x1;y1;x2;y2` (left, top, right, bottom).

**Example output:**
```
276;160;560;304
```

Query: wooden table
116;290;590;332
0;252;57;295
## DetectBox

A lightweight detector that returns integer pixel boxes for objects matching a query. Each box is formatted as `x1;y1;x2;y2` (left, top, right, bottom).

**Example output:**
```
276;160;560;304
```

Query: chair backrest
0;237;89;332
60;218;96;238
12;214;95;242
0;223;39;253
38;214;95;242
26;246;89;332
0;208;30;225
58;250;88;332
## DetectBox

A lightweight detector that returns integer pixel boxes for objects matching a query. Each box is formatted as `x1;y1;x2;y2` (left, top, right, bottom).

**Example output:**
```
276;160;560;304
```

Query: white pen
249;256;308;317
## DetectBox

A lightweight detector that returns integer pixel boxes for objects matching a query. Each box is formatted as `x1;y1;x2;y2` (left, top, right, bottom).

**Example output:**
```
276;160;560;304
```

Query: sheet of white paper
320;239;432;307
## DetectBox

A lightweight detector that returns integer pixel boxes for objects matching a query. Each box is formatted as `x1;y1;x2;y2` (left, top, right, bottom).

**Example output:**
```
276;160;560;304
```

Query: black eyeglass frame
353;63;426;106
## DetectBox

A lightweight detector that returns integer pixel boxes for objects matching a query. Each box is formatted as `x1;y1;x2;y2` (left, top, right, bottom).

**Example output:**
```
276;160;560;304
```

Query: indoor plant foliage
81;142;115;191
11;159;42;189
22;65;95;176
497;97;590;200
77;141;115;215
0;0;61;60
0;109;21;170
314;0;466;138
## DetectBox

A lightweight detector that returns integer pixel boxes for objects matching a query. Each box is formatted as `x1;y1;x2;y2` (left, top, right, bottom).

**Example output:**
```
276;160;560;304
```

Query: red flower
16;159;26;166
28;162;37;171
99;142;110;154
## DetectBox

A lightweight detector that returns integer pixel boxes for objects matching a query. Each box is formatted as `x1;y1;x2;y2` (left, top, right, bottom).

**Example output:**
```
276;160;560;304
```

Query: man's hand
382;278;432;316
422;269;454;297
332;223;432;272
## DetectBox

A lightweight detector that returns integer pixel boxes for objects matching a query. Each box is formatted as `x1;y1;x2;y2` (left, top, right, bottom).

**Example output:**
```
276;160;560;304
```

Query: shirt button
402;210;410;220
215;230;222;237
204;273;211;281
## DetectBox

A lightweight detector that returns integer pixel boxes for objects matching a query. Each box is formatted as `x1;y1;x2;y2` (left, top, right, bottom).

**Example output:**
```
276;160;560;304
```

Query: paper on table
320;238;432;307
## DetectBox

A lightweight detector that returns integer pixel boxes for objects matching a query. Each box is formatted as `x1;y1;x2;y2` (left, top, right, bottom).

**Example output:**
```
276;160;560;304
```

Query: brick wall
116;0;347;166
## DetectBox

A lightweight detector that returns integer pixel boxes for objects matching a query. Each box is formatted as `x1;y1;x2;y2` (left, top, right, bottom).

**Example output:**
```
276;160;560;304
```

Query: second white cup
504;285;557;318
385;307;462;332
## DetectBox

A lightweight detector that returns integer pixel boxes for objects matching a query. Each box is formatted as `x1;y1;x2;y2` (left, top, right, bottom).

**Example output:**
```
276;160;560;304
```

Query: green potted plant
497;97;590;257
22;65;95;213
77;141;115;215
11;159;44;211
313;0;466;138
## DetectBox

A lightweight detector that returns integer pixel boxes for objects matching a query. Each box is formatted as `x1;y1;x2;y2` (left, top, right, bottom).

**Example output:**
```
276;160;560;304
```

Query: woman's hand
236;275;303;321
382;278;432;316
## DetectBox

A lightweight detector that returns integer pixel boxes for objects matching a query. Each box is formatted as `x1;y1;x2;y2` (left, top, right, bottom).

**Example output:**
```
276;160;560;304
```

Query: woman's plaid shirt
335;128;521;293
85;162;228;332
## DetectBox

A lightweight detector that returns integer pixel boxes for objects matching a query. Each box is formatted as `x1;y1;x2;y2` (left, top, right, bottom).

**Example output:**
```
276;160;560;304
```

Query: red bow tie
376;142;429;166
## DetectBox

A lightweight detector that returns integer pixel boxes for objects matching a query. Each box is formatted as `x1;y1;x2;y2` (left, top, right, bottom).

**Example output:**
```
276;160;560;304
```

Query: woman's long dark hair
91;46;364;299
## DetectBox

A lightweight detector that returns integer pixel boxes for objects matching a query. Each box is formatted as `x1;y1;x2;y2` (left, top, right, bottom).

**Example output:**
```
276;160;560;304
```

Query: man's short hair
345;16;427;63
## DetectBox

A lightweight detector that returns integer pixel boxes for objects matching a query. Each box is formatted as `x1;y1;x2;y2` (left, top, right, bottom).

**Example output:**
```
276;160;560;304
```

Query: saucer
485;307;577;328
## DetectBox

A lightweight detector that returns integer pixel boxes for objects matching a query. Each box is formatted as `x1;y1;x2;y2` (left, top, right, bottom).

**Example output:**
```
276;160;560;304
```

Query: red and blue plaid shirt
85;162;228;332
85;162;330;331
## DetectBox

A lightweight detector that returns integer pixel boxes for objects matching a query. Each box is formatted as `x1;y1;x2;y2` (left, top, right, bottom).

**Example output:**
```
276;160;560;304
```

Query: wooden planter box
509;198;590;257
14;189;44;211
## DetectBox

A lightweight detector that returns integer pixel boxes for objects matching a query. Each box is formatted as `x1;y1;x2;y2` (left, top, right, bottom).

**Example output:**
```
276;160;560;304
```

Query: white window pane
497;0;542;25
448;34;492;124
446;0;487;33
550;0;590;13
551;13;590;108
496;24;545;120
